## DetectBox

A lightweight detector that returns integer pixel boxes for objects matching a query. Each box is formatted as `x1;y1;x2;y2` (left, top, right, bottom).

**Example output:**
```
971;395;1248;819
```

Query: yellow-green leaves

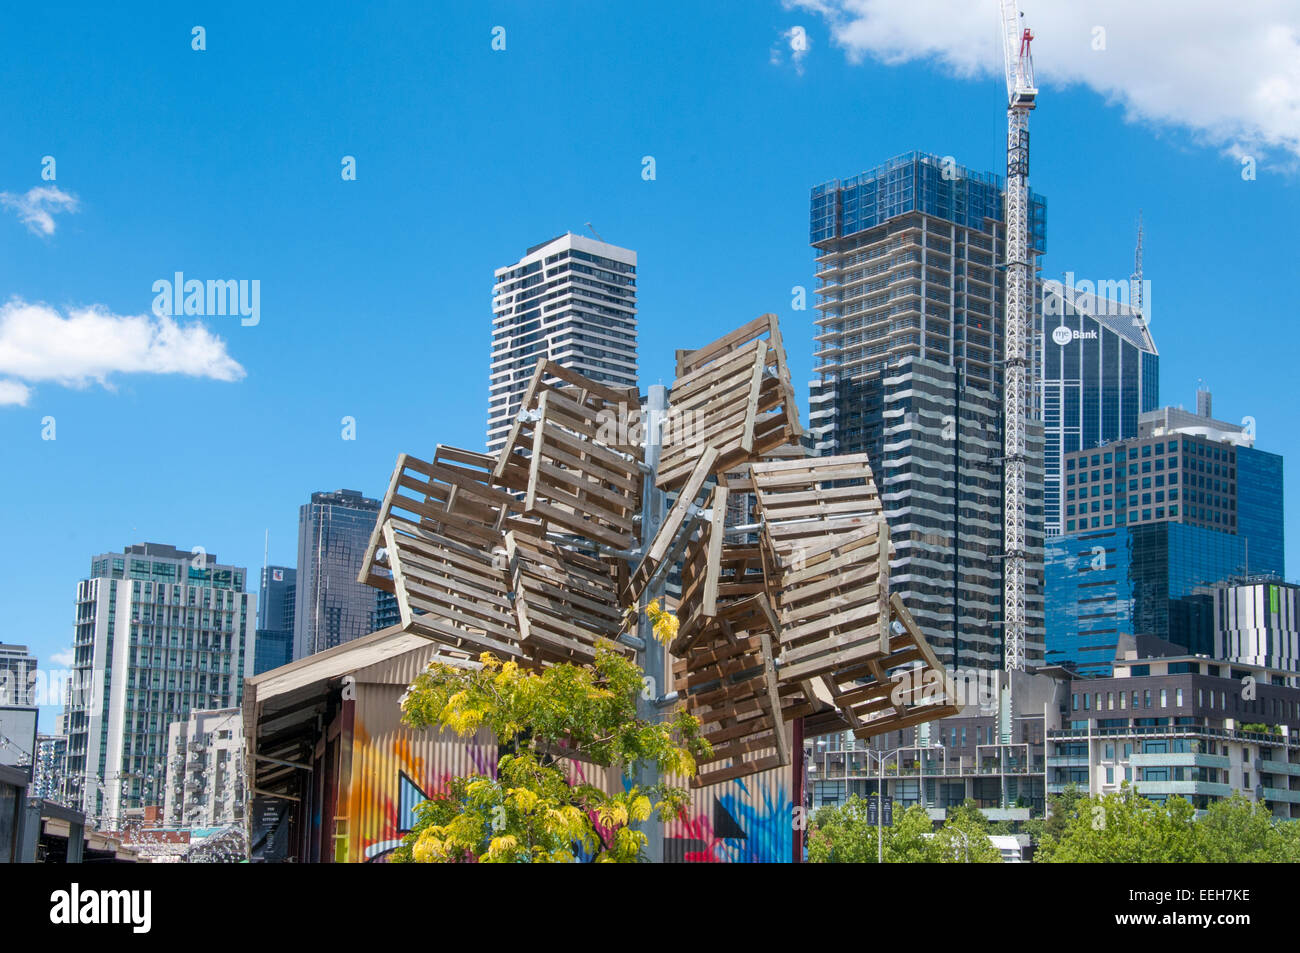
394;645;712;864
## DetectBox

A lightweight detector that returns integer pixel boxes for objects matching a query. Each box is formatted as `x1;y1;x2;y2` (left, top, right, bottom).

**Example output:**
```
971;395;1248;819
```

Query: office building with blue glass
1047;392;1284;674
254;565;296;675
1040;279;1159;536
809;152;1047;669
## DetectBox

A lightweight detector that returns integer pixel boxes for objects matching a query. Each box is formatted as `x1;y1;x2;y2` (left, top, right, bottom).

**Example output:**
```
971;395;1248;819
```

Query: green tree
807;796;1001;863
1038;784;1200;863
392;635;709;863
1194;795;1299;862
934;799;1003;863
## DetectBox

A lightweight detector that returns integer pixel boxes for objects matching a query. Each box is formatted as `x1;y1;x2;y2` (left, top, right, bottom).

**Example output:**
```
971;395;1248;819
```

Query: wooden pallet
493;360;643;552
381;519;524;660
751;452;886;562
358;446;530;593
764;521;893;687
657;315;801;491
807;593;962;740
673;484;768;655
503;531;629;666
672;595;814;786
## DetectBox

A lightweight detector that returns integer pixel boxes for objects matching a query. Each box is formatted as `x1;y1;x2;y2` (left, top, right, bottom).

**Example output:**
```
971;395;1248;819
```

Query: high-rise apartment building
254;565;296;675
293;490;380;659
63;543;255;824
808;152;1048;669
1040;279;1159;535
0;643;37;707
487;233;638;455
163;707;245;829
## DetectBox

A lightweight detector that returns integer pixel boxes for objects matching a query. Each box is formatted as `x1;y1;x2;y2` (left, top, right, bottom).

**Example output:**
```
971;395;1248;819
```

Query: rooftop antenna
585;222;606;243
1130;211;1144;314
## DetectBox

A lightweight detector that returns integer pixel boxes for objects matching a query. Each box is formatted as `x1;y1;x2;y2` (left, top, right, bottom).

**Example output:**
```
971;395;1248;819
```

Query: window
1144;690;1151;708
1176;689;1183;707
1160;689;1167;708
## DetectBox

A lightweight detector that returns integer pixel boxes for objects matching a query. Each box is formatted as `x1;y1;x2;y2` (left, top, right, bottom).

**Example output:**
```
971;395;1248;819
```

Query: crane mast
1000;0;1036;672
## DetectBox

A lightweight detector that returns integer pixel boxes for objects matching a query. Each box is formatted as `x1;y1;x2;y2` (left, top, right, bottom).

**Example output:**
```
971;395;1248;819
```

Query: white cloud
0;298;245;403
0;186;80;236
0;379;30;405
50;648;75;667
788;0;1300;165
772;25;813;75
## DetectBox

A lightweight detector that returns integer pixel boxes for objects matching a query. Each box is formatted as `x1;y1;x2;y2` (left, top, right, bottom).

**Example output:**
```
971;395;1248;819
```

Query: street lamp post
866;746;906;864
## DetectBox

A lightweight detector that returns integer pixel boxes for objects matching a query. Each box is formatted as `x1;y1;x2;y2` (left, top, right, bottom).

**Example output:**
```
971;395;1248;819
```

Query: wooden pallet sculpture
493;360;643;552
656;314;801;491
353;312;961;783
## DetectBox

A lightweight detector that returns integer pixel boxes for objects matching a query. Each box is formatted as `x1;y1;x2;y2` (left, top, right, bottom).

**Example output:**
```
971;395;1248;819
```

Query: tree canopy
392;613;709;863
808;796;1002;863
1033;784;1300;863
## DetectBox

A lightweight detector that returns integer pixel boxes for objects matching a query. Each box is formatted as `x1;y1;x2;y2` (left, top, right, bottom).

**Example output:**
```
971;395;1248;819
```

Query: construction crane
999;0;1036;672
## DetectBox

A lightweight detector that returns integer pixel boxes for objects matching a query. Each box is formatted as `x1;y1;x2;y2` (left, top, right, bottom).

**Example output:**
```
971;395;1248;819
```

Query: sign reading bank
1051;325;1098;346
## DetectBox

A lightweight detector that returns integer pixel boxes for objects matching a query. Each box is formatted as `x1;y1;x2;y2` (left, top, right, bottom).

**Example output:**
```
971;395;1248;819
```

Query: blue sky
1;2;1297;731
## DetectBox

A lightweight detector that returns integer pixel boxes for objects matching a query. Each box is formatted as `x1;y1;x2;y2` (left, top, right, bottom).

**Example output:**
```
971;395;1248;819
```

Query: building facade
1215;581;1300;673
1040;279;1159;536
487;233;638;455
1048;654;1300;818
808;152;1048;669
293;490;381;660
254;565;296;675
63;543;255;826
163;707;245;829
1046;522;1247;674
0;643;37;707
32;733;68;803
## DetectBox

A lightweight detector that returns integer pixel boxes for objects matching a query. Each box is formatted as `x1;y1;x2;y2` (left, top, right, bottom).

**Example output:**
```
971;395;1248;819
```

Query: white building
63;543;256;827
487;232;638;454
1215;581;1300;673
163;708;246;829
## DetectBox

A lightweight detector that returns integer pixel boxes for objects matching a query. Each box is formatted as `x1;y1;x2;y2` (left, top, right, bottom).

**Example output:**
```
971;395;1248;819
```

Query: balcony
1131;780;1233;798
1257;759;1300;777
1129;752;1230;770
1260;787;1300;804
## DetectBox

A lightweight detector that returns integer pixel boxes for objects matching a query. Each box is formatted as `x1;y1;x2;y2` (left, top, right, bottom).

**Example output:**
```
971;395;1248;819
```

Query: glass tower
1040;279;1159;535
293;490;381;659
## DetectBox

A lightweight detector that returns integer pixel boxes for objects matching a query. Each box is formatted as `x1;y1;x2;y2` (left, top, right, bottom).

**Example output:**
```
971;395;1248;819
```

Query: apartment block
63;543;255;826
163;707;245;829
487;233;637;455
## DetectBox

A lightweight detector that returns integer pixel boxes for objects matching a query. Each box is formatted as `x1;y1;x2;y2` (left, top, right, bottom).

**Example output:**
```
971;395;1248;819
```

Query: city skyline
2;2;1299;735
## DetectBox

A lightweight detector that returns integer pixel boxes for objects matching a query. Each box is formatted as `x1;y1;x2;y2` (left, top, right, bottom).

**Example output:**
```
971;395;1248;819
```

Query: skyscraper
1046;394;1285;674
808;152;1048;670
1040;278;1159;535
254;565;296;675
487;233;638;455
63;543;255;824
293;489;381;659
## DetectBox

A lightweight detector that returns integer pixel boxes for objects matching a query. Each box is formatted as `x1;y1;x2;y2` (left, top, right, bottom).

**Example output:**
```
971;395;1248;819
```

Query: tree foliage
808;796;1002;863
1033;784;1300;863
392;632;710;863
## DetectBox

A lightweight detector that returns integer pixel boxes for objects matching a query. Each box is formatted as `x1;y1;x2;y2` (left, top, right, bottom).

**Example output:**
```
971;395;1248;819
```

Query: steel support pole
635;384;668;862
